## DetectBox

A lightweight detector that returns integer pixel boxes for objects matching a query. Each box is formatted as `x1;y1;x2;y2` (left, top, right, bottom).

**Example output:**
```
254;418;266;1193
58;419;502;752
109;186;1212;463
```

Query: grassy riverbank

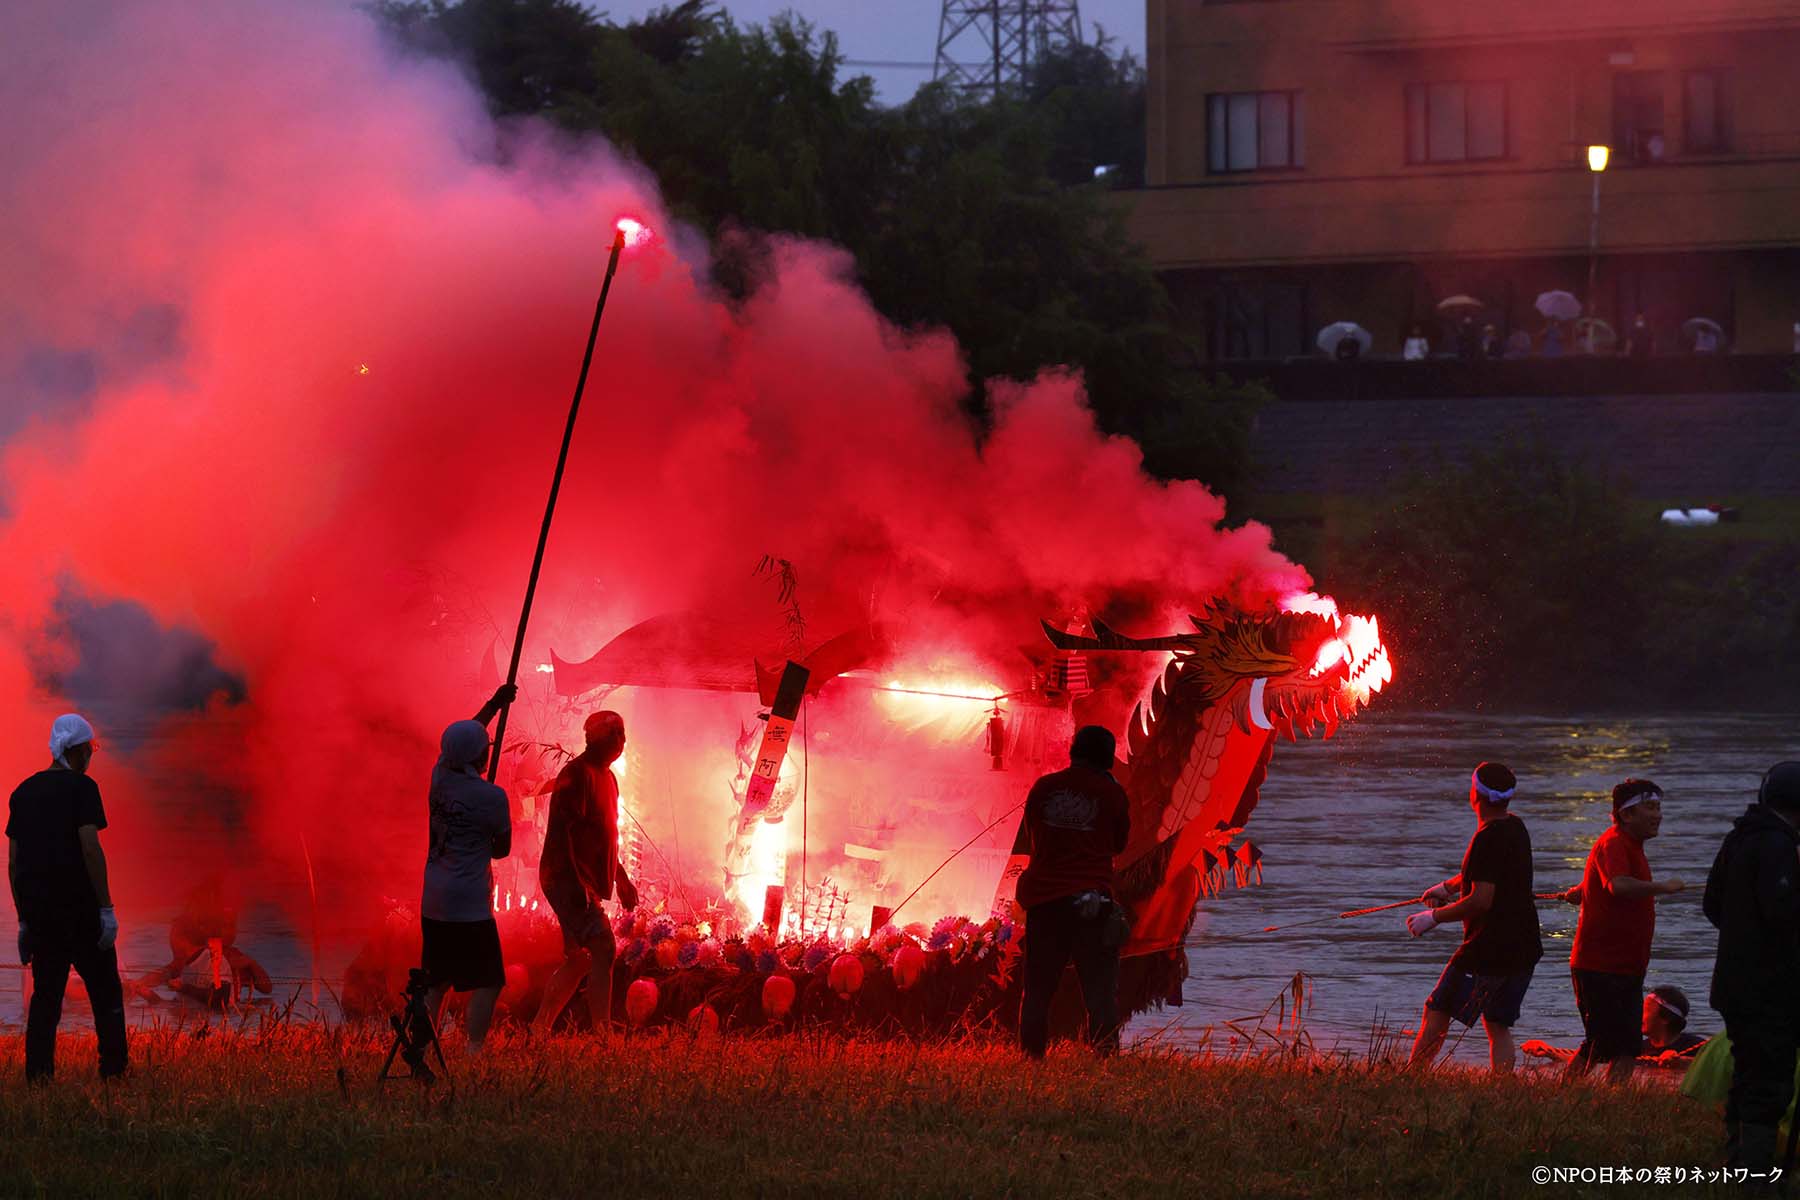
0;1022;1724;1199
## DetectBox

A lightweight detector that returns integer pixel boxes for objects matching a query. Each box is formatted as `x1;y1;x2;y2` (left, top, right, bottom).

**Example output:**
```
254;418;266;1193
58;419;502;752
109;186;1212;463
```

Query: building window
1207;91;1304;173
1613;71;1666;163
1684;70;1728;153
1405;82;1508;163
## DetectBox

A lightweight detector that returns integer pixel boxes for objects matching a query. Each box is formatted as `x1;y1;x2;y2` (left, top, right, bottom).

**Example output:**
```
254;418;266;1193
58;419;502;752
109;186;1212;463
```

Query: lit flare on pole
487;216;653;780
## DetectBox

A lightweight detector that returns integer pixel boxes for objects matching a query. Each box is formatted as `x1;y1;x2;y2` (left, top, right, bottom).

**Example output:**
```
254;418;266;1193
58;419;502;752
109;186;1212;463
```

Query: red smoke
0;1;1309;938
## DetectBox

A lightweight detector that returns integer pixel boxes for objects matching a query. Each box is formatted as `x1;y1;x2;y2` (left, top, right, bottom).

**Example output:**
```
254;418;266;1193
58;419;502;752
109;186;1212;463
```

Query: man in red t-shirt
534;711;639;1033
1561;778;1685;1082
1017;725;1130;1059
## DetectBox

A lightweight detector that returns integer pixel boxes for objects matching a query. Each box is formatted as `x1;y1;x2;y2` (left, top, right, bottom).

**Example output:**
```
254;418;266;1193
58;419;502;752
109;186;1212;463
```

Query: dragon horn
1040;618;1193;653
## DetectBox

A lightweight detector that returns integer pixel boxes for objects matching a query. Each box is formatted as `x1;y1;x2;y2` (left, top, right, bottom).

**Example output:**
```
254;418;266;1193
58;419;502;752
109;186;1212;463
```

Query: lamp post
1586;144;1609;353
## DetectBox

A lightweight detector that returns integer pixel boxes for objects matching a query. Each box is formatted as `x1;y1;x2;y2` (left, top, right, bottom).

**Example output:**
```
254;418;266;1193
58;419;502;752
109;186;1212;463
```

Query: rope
884;799;1025;927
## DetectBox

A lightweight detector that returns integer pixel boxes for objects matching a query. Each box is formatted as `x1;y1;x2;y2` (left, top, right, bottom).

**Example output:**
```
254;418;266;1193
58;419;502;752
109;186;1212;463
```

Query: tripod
378;968;449;1085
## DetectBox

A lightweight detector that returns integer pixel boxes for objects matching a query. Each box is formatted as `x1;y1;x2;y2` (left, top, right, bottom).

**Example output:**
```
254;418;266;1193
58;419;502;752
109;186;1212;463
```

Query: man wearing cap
1406;762;1543;1073
1561;778;1686;1083
419;684;516;1054
7;714;127;1080
534;710;639;1033
1703;761;1800;1173
1016;725;1131;1059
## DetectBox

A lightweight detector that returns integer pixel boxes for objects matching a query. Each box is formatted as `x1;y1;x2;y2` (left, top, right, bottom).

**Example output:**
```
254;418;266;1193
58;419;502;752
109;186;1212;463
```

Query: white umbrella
1572;317;1615;354
1435;294;1485;314
1316;322;1373;355
1534;290;1582;321
1682;317;1723;337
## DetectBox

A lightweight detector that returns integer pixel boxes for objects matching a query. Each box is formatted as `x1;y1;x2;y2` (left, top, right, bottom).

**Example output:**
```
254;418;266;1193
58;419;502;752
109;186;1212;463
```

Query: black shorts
420;917;505;992
1426;963;1534;1028
545;885;615;957
1572;968;1644;1063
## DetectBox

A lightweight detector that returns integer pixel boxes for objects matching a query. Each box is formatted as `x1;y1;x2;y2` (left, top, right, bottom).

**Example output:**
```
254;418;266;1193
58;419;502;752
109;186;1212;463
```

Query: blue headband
1472;771;1515;804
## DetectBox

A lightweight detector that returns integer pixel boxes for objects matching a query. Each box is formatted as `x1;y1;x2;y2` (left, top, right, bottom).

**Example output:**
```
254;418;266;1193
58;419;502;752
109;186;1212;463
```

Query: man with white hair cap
7;713;127;1080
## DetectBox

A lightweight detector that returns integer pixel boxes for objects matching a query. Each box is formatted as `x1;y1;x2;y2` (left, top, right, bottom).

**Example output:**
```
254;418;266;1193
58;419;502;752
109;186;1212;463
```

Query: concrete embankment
1248;392;1800;499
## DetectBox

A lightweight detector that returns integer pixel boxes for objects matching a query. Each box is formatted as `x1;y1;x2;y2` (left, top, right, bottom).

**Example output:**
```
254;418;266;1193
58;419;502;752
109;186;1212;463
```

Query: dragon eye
1310;640;1347;676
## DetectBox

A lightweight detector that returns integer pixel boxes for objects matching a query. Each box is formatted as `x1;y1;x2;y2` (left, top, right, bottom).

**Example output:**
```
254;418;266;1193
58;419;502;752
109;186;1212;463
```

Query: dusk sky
599;1;1146;101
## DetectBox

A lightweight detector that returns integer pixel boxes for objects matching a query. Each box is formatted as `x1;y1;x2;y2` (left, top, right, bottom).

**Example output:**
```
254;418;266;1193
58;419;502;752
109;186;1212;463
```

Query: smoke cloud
0;0;1308;942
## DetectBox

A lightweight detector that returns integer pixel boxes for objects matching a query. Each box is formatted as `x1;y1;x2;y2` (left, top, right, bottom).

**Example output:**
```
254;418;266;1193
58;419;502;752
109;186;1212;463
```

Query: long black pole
488;228;627;781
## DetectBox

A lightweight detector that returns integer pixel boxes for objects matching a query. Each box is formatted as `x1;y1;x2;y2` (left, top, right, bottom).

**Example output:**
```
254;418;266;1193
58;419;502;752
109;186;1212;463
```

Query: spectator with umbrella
1317;322;1372;362
1437;295;1486;363
1684;317;1724;354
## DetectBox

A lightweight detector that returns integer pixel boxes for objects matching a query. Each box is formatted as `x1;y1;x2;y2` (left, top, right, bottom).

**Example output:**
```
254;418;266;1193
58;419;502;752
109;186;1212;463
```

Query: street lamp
1586;145;1609;352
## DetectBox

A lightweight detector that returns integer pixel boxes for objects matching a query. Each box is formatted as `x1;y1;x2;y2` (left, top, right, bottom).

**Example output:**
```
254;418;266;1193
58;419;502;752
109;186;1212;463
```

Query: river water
1127;711;1797;1062
3;712;1792;1064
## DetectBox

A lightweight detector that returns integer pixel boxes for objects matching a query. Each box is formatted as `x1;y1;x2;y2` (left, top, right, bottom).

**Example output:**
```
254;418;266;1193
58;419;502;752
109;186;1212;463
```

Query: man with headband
7;714;127;1081
419;684;516;1055
535;710;639;1033
1522;982;1708;1068
1405;762;1543;1073
1560;778;1685;1083
1703;761;1800;1174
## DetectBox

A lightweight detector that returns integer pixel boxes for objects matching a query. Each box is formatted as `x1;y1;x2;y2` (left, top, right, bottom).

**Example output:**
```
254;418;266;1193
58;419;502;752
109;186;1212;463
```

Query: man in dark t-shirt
534;710;638;1033
6;713;127;1081
1405;762;1543;1073
1017;725;1130;1059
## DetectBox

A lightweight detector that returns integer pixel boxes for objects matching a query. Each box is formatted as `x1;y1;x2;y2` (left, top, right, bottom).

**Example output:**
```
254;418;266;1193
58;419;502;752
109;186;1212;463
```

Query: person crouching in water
1017;725;1131;1059
419;685;515;1054
8;714;126;1081
534;711;638;1034
1703;761;1800;1174
1561;778;1685;1084
1405;762;1543;1073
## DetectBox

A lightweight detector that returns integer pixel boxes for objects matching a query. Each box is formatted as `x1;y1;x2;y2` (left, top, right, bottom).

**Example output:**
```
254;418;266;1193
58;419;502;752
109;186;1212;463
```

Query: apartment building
1131;0;1800;357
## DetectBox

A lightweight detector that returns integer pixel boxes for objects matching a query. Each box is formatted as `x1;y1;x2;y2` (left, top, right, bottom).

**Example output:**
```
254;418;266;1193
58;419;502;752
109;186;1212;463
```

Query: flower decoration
621;937;649;967
755;949;780;975
802;943;833;972
677;940;702;968
648;917;676;946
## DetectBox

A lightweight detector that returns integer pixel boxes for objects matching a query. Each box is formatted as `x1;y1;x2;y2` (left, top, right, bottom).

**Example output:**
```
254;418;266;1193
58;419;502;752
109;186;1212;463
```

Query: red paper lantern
625;978;659;1026
891;943;926;990
654;938;680;970
828;953;864;997
687;1004;720;1036
761;973;796;1019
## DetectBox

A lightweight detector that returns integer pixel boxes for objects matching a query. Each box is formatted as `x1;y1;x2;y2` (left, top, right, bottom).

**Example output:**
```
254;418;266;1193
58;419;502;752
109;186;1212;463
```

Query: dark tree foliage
1334;439;1800;710
368;0;1252;495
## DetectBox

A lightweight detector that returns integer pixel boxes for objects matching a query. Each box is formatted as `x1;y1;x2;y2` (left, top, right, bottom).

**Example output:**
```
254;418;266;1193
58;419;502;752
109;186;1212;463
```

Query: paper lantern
761;973;796;1019
828;953;864;997
654;938;680;970
687;1004;720;1037
625;978;659;1026
891;943;926;990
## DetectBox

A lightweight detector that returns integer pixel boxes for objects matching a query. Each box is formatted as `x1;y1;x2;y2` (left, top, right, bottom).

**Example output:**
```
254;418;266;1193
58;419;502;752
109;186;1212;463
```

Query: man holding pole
1405;762;1543;1073
1560;778;1684;1084
534;711;638;1033
419;684;516;1055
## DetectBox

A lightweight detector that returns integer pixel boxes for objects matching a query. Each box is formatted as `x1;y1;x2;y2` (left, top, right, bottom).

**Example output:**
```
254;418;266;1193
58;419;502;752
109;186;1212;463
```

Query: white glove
1423;882;1453;908
97;906;118;951
1405;909;1439;937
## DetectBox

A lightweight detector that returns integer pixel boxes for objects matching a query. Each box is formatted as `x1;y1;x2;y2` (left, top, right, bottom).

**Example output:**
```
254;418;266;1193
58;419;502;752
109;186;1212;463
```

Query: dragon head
1043;593;1392;746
